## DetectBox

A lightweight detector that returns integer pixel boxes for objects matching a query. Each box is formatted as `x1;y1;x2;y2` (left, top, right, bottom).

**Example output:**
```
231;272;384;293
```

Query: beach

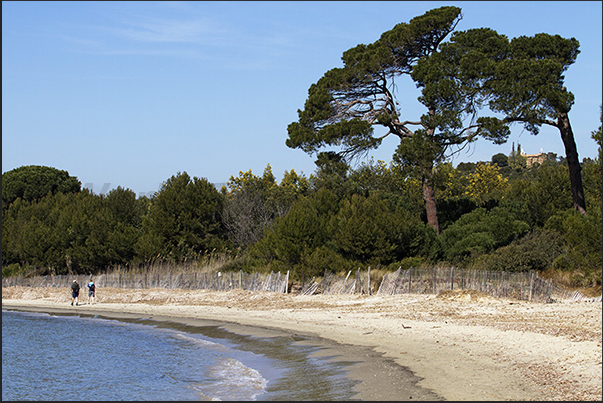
2;286;601;401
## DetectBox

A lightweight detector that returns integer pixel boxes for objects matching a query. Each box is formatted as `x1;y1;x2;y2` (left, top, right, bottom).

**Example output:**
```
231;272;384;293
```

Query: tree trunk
422;108;440;235
557;112;586;214
422;170;440;235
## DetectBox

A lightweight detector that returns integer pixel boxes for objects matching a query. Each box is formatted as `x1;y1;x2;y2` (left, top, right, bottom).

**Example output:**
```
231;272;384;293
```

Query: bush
472;228;564;272
546;209;602;287
300;246;349;279
2;263;23;277
439;206;530;264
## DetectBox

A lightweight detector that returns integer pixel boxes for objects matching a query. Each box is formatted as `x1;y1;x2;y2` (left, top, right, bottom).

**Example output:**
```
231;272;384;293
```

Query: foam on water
193;357;269;401
173;331;229;351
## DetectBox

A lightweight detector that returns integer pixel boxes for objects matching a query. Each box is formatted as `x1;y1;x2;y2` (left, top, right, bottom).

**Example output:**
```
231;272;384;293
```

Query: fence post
338;270;351;294
367;267;371;295
392;267;402;295
529;271;534;302
450;267;454;290
432;267;437;294
408;267;412;294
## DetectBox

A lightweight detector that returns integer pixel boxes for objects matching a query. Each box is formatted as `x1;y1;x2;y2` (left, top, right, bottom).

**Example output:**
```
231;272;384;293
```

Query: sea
2;308;363;401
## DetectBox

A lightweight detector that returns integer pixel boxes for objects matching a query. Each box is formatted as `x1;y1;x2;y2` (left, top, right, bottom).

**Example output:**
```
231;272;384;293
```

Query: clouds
108;15;228;45
56;15;229;60
56;9;305;73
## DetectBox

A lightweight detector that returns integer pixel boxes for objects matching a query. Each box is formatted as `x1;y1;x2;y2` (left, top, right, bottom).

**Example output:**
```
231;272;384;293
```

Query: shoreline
2;303;440;401
3;287;602;401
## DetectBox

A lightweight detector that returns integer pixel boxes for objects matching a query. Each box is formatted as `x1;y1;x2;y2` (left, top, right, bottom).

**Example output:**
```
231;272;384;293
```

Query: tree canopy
286;7;519;234
286;6;464;161
221;164;309;249
437;29;586;213
2;165;81;209
135;172;226;262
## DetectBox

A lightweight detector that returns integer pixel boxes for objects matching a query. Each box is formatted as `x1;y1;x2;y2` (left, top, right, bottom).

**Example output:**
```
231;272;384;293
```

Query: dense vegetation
2;142;601;291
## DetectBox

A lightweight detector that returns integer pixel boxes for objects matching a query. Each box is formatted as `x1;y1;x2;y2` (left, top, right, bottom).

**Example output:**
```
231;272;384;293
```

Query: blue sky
3;1;602;197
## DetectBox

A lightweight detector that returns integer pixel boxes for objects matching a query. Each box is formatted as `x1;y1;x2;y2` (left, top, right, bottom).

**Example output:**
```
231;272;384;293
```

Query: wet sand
3;286;602;401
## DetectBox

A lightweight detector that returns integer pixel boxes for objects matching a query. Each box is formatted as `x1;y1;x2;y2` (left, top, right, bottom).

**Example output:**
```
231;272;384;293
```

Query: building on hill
521;149;548;168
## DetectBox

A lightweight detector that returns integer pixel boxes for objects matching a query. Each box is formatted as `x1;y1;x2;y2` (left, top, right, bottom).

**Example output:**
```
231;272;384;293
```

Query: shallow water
2;309;361;401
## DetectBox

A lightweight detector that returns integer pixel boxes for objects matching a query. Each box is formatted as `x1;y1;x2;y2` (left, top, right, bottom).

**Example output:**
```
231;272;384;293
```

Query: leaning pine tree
286;7;513;235
489;34;586;214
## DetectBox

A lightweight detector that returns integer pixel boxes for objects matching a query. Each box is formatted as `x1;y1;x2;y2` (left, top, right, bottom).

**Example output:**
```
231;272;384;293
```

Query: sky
3;1;602;198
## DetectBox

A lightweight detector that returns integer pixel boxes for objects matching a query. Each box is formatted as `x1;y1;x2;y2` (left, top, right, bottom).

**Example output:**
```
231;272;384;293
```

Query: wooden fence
373;266;601;303
1;270;289;294
375;267;552;302
299;267;600;303
300;268;371;296
3;266;599;303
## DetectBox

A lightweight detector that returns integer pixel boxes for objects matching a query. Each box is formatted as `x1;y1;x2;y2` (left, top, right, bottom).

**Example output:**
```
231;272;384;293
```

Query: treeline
2;145;602;289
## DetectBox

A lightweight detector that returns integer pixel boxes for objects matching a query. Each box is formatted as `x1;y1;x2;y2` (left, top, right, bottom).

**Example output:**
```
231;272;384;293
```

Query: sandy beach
2;286;601;401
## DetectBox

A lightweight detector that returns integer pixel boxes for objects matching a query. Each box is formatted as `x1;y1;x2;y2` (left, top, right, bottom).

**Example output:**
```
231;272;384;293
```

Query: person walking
87;278;96;304
71;280;80;306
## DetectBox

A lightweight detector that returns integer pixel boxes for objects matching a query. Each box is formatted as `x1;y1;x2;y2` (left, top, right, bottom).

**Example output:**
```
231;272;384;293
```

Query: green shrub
546;209;602;287
472;228;564;272
2;263;23;277
439;206;530;264
301;246;349;278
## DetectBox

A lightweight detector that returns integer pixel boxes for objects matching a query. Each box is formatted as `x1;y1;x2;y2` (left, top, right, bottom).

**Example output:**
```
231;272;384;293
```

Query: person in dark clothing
87;279;96;304
71;280;80;306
